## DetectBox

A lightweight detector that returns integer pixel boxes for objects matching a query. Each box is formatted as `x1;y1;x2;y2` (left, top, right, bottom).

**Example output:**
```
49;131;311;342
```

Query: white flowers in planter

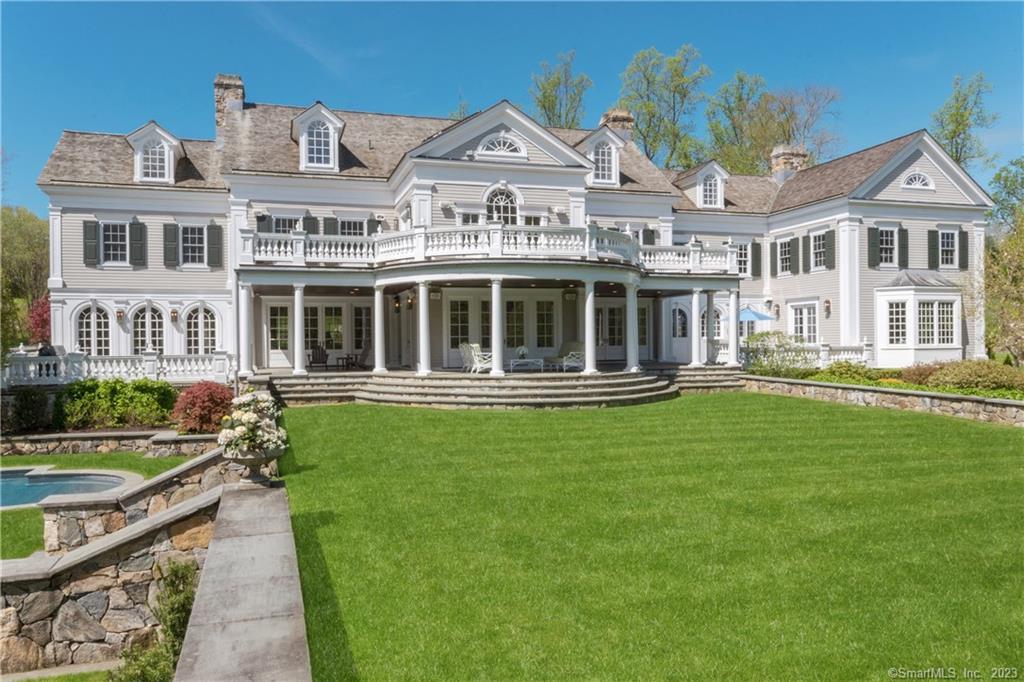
217;391;287;455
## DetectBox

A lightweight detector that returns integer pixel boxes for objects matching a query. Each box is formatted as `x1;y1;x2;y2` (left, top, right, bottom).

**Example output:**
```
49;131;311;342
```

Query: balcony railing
2;349;231;388
240;224;738;275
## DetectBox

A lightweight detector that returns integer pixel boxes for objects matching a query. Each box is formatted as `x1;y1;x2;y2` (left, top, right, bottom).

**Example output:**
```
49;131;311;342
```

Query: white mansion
27;73;992;384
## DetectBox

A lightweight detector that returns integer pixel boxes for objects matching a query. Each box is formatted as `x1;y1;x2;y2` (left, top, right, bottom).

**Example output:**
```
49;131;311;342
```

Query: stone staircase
269;371;679;409
645;364;746;392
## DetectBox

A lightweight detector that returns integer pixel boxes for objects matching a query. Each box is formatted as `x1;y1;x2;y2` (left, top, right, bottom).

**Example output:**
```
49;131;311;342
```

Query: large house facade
31;74;992;384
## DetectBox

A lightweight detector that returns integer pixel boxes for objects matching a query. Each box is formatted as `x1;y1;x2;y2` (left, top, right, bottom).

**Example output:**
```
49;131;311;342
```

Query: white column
705;291;716;365
416;280;431;376
89;300;98;356
48;206;64;289
625;283;640;372
583;280;598;374
727;288;740;366
837;218;861;346
373;285;387;373
490;279;505;376
292;284;306;376
689;289;703;367
238;283;253;377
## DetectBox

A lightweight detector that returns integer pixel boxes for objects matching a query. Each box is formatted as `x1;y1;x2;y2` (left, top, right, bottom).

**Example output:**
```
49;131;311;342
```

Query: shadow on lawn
293;509;359;681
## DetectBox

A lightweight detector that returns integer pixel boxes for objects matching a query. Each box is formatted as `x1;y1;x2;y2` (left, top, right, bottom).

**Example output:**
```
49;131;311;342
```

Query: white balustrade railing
85;356;148;381
241;224;735;274
3;350;231;387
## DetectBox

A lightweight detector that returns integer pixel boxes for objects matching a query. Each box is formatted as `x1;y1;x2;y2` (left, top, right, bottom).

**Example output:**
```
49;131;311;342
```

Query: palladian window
486;189;518;225
480;133;523;155
902;172;932;189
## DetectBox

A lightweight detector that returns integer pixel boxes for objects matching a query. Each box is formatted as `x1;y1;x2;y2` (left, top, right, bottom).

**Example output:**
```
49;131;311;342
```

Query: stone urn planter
224;447;284;483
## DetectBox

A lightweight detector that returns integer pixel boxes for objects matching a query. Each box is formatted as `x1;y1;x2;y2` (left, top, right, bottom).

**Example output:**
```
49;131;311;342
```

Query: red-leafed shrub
27;296;51;344
172;381;234;434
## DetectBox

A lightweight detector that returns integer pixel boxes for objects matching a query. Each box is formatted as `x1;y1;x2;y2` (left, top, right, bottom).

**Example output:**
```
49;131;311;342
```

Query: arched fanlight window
671;309;688;338
141;140;168;180
306;120;332;166
700;309;722;338
132;308;164;354
593;142;614;182
486;189;518;225
701;174;720;207
480;132;524;156
77;307;110;356
902;172;933;189
186;307;216;355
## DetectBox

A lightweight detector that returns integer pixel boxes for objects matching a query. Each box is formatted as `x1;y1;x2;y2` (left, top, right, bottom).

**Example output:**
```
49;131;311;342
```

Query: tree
705;73;841;174
1;206;49;353
618;45;710;167
989;156;1024;229
985;213;1024;365
931;73;997;168
27;296;50;344
530;51;592;129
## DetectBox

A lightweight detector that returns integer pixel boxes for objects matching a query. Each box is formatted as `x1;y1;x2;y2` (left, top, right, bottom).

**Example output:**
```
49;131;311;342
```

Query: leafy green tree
530;51;592;129
931;73;997;168
1;205;49;353
985;212;1024;365
618;45;710;167
988;156;1024;228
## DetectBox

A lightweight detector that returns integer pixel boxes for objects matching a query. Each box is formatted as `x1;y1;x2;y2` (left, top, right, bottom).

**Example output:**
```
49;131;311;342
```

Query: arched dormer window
486;189;518;225
306;119;333;167
902;171;933;189
477;132;527;161
701;174;720;208
141;141;168;181
593;142;614;182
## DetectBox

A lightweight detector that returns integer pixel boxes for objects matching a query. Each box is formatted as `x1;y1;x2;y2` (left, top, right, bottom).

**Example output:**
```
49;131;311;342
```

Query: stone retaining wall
2;431;216;457
0;503;218;674
743;376;1024;427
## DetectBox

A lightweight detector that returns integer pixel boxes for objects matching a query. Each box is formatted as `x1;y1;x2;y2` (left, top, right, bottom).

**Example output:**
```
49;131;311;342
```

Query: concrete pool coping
0;465;145;511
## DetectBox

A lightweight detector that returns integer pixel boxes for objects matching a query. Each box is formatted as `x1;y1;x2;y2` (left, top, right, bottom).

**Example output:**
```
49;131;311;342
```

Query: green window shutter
898;227;909;268
801;235;811;273
751;241;762;278
958;230;969;270
256;214;271;233
366;217;380;235
129;219;147;267
825;230;836;270
83;220;100;267
302;215;319;235
927;230;939;269
867;227;880;268
789;237;799;275
323;217;339;236
770;242;778;277
163;223;180;267
207;222;223;268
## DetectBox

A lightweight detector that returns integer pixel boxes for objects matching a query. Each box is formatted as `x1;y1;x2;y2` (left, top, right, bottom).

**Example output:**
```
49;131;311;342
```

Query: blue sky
2;2;1021;215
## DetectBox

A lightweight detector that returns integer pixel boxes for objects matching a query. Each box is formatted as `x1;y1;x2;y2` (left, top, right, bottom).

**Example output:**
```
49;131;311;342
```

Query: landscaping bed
281;394;1023;679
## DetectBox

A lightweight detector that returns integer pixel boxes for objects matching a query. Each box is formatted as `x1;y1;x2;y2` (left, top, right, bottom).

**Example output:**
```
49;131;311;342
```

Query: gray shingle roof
666;171;780;214
883;269;958;288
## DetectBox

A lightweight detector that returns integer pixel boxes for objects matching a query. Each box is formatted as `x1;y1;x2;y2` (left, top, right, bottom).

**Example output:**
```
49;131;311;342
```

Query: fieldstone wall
743;376;1024;427
2;432;216;457
0;506;217;674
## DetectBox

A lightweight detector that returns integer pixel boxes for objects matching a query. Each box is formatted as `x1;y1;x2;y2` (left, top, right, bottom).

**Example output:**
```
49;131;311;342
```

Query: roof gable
290;102;345;142
126;121;182;155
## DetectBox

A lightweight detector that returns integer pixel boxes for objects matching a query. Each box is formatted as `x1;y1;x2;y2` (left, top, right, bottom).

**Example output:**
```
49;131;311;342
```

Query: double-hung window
812;233;827;270
736;243;749;275
790;304;817;344
888;302;907;345
939;230;957;266
523;216;543;227
779;240;791;274
181;225;206;265
337;220;365;236
879;228;896;265
273;217;298;234
461;213;481;226
101;222;128;264
141;141;168;181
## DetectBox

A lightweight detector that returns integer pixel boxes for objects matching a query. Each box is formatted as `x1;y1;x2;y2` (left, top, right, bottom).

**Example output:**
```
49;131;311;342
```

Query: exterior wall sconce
406;295;415;310
170;309;179;323
773;304;781;319
824;299;832;317
393;295;401;313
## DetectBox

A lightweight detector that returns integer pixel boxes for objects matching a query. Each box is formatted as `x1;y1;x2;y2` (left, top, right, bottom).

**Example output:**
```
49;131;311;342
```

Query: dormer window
902;171;933;189
141;140;168;181
593;142;614;182
701;174;720;208
306;120;333;167
476;132;527;161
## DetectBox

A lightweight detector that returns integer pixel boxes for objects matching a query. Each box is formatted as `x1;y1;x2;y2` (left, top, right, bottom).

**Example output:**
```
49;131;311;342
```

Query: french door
596;303;625;361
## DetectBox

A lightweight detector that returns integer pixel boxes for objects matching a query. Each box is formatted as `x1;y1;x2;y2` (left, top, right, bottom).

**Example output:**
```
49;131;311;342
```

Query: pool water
0;470;125;507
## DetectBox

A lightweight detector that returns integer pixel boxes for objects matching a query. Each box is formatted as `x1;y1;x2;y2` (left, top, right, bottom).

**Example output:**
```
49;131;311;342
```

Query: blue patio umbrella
739;307;773;322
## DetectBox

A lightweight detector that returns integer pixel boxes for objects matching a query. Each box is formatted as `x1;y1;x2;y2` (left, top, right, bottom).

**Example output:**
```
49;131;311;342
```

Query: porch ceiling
251;280;678;297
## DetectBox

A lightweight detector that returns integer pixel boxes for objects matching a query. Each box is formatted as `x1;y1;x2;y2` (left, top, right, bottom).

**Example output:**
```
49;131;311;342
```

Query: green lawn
281;394;1024;681
0;452;189;560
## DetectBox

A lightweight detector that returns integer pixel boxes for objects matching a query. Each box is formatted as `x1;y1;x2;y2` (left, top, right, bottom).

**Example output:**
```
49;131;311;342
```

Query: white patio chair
458;342;472;372
468;343;493;374
560;351;585;372
544;341;584;371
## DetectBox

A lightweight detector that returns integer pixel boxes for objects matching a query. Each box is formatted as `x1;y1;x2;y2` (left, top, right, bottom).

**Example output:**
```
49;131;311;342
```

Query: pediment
290;102;345;142
126;121;182;154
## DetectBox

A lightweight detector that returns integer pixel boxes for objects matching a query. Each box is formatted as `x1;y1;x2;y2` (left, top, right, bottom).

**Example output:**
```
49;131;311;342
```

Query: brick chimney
770;144;810;183
600;108;635;140
214;74;245;145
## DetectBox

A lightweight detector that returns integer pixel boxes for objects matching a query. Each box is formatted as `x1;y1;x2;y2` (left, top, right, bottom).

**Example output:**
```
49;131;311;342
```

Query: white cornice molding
43;184;228;214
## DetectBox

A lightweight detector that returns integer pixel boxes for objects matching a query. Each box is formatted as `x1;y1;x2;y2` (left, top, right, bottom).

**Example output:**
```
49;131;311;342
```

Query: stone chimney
214;74;245;145
600;108;635;140
770;144;810;183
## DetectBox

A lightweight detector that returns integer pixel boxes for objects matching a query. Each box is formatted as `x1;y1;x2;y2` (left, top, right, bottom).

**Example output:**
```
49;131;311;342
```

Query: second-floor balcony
238;223;738;276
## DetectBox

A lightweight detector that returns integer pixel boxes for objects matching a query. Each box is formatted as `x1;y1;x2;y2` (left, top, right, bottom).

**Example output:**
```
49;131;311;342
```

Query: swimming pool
0;469;126;508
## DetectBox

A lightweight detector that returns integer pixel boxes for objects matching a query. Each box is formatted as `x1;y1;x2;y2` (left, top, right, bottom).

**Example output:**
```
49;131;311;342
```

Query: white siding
437;125;558;166
865;150;972;205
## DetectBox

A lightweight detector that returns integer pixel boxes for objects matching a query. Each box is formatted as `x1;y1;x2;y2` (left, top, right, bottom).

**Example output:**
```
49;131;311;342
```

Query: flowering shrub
217;391;287;454
742;331;818;378
172;381;234;434
27;296;50;344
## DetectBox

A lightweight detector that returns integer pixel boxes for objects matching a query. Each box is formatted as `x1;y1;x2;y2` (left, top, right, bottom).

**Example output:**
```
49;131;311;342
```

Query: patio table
508;358;544;372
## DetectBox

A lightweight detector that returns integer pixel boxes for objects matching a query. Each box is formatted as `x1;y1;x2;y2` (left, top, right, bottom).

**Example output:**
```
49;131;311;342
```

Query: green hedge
806;360;1024;402
53;378;178;430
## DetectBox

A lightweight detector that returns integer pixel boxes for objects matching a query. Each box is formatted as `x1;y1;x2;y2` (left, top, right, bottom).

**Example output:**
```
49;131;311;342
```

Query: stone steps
349;384;681;409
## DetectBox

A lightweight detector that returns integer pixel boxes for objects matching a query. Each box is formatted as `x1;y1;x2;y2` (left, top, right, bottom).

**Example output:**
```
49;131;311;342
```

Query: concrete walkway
174;484;311;681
